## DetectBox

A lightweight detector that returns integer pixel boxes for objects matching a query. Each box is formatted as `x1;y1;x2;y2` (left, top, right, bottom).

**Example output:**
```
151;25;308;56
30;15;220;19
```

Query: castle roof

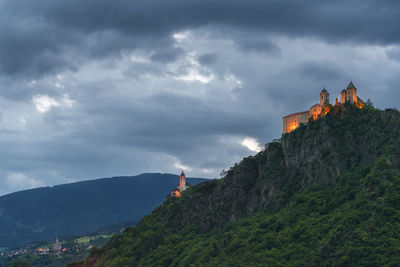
347;81;356;89
283;110;309;118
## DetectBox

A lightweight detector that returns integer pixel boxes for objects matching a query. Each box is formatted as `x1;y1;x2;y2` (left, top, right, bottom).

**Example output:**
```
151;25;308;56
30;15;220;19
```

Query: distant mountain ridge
73;105;400;266
0;173;208;247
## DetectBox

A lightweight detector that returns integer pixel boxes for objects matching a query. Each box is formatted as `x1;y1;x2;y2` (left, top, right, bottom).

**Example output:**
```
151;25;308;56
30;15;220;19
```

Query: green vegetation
75;235;111;244
73;105;400;266
0;234;112;267
0;173;206;247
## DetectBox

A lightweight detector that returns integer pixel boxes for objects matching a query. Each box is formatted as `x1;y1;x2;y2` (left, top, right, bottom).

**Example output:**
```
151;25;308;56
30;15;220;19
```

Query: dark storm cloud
1;0;400;78
297;62;346;83
69;92;266;152
0;0;400;196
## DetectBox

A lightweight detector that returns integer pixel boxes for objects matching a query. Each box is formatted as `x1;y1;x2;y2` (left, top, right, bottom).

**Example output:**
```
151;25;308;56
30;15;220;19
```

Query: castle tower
282;81;365;134
320;89;329;106
170;170;190;198
346;81;357;104
340;89;346;103
179;170;186;189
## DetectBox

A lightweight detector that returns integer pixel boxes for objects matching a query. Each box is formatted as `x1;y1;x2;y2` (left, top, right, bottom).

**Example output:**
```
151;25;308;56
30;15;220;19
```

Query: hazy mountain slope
73;105;400;266
0;173;208;247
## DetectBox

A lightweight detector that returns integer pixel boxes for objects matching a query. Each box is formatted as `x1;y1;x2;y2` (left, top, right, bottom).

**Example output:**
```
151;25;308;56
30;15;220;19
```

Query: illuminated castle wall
282;82;364;134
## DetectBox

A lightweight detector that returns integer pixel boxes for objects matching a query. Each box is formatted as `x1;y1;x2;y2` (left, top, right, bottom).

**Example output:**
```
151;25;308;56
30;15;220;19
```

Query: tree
220;169;227;178
13;259;30;267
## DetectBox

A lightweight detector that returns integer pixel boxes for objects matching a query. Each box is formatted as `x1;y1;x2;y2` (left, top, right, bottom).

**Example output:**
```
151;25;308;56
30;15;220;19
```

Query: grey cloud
386;47;400;62
71;92;267;152
1;0;400;196
297;62;346;83
198;54;218;66
1;0;400;79
150;48;184;63
236;39;281;54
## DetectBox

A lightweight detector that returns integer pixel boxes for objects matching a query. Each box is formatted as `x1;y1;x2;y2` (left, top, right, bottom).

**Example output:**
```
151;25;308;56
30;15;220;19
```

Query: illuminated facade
282;82;364;134
170;170;190;198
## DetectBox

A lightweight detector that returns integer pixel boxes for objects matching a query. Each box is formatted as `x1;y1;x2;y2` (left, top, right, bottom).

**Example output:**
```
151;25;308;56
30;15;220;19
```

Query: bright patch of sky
241;137;262;153
173;161;193;171
33;94;74;113
174;68;214;83
6;172;43;190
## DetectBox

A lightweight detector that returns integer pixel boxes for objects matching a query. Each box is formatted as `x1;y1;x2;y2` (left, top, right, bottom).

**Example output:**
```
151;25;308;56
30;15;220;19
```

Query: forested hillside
0;173;207;247
74;105;400;266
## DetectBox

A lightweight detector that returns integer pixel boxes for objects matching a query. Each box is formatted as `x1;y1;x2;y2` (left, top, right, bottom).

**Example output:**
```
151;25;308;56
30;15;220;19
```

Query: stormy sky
1;0;400;195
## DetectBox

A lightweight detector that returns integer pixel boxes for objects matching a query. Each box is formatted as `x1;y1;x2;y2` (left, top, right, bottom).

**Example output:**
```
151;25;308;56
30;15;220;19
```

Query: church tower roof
180;170;185;177
347;81;356;89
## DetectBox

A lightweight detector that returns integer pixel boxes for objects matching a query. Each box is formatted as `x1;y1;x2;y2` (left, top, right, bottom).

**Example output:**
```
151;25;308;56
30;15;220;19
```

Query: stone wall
282;111;309;134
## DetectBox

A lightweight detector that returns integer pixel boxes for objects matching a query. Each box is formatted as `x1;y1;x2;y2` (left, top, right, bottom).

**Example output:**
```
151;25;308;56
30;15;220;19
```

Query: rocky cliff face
156;106;400;233
71;105;400;266
282;107;400;184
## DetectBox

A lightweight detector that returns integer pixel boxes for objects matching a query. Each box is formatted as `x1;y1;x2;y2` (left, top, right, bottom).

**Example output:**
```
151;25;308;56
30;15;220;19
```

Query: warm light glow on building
171;189;182;198
282;82;365;134
170;170;189;198
322;106;332;116
357;101;365;109
289;123;298;132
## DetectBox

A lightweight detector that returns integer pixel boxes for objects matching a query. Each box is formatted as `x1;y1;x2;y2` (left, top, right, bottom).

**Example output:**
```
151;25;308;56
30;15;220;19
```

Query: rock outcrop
72;105;400;266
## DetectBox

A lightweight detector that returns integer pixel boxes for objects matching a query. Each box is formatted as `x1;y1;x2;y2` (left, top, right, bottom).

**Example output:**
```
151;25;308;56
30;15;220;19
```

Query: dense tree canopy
74;105;400;266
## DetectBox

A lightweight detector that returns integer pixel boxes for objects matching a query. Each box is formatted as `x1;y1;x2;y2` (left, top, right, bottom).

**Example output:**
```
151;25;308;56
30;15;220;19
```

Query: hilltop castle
282;82;365;134
170;170;190;198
